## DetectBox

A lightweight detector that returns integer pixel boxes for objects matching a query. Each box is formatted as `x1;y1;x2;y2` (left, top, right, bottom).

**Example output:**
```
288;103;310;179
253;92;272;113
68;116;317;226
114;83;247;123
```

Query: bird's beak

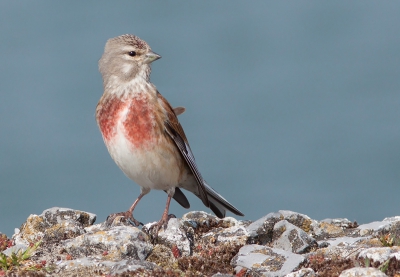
144;51;161;64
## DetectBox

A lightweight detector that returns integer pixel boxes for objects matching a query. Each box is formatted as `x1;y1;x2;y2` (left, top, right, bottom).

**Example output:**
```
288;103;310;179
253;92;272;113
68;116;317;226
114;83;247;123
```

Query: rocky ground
1;207;400;277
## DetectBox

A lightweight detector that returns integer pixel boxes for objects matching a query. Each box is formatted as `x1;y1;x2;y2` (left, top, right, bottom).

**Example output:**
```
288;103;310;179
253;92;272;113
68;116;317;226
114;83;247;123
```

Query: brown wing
157;91;209;207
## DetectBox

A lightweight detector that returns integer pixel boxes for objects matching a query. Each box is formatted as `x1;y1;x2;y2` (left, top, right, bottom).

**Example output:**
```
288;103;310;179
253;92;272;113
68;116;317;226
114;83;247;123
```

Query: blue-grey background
1;2;399;237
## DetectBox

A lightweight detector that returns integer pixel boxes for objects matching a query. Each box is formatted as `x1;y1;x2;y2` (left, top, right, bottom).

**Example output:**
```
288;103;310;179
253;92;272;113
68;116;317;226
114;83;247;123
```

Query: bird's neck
103;74;156;99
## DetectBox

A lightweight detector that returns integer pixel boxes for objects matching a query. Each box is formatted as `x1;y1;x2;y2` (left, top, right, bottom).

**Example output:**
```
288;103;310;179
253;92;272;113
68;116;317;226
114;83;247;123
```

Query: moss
305;253;355;277
177;243;241;276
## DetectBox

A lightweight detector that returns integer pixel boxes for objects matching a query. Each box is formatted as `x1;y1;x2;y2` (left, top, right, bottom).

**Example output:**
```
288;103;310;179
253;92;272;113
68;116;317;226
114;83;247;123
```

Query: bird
96;34;244;229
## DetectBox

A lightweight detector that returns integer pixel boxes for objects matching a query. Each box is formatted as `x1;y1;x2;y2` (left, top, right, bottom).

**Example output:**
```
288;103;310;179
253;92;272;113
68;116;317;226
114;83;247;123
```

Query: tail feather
203;181;244;218
168;188;190;209
174;177;244;218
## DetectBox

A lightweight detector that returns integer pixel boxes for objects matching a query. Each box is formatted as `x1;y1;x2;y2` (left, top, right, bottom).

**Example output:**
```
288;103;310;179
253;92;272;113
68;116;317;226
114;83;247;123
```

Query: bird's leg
106;193;145;227
148;194;174;236
159;194;173;228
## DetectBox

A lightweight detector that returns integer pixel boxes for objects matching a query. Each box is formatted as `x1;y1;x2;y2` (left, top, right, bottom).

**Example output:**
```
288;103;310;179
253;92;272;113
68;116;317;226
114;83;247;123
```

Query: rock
56;257;158;276
246;211;316;246
310;236;371;260
4;207;400;276
182;211;249;250
246;212;284;244
201;217;248;247
146;244;177;268
278;210;315;234
231;244;306;277
358;246;400;266
2;244;28;257
154;218;191;257
313;220;346;240
63;225;152;261
272;220;317;254
357;221;393;237
285;268;316;277
339;267;388;277
182;211;221;227
13;207;96;245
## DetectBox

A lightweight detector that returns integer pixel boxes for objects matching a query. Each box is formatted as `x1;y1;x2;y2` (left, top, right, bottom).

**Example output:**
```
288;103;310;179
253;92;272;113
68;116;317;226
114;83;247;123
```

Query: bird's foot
106;211;143;227
144;214;176;240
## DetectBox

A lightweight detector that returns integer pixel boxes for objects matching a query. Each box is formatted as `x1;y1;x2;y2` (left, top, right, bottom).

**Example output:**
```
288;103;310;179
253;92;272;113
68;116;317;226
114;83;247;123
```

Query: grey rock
278;210;315;234
63;225;152;261
232;244;306;277
383;216;400;222
182;211;220;227
285;268;316;277
357;221;393;237
313;220;346;240
320;218;354;228
339;267;388;277
7;208;400;276
246;210;316;245
246;212;282;244
272;220;317;254
13;207;96;246
305;236;371;261
182;211;249;246
358;246;400;265
2;244;28;257
202;217;249;246
57;257;158;276
156;218;191;256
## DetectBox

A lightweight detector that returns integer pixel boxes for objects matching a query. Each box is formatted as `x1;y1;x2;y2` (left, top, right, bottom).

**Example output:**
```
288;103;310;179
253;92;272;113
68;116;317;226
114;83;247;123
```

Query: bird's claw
144;214;176;239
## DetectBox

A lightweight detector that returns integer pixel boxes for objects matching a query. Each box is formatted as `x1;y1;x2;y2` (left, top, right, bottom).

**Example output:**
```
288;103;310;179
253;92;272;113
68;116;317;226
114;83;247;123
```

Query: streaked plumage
96;34;243;229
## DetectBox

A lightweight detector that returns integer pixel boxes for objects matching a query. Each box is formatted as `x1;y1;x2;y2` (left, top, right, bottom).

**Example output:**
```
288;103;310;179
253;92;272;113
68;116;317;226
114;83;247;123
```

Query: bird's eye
128;51;137;57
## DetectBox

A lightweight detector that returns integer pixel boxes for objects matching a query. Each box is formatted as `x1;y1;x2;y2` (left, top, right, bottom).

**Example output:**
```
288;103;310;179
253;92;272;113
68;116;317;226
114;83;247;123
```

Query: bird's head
99;34;161;85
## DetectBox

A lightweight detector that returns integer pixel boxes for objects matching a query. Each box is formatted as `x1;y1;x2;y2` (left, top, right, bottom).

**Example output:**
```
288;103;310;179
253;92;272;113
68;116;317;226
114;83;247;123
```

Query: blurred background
1;1;399;237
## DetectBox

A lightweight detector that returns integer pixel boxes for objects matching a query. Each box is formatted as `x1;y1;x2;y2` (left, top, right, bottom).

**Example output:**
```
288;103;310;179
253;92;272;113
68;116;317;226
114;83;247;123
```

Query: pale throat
104;68;155;100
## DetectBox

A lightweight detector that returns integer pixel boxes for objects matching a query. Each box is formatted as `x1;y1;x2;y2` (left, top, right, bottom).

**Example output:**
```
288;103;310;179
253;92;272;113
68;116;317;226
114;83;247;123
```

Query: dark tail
203;181;244;218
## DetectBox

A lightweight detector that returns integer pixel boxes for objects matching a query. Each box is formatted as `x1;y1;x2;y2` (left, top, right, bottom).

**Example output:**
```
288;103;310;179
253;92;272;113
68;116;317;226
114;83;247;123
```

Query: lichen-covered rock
13;207;96;245
4;208;400;276
182;211;220;226
63;225;152;261
306;236;371;262
285;268;316;277
246;212;283;244
146;244;177;268
201;217;248;247
339;267;388;277
278;210;316;234
245;211;317;246
356;221;393;237
313;220;346;240
358;246;400;265
56;257;158;276
153;218;191;257
231;244;306;277
272;220;317;254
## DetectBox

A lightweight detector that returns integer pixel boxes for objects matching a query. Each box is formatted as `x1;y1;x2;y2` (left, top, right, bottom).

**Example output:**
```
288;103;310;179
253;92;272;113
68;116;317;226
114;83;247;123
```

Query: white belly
105;122;185;191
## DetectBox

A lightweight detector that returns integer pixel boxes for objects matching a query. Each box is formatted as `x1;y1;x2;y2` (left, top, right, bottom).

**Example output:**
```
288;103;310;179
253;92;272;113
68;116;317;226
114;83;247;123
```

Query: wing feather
157;92;209;207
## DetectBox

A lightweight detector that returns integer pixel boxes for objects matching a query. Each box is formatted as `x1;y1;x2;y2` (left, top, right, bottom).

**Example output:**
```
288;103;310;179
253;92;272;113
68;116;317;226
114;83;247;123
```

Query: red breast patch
123;96;155;148
97;97;125;141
